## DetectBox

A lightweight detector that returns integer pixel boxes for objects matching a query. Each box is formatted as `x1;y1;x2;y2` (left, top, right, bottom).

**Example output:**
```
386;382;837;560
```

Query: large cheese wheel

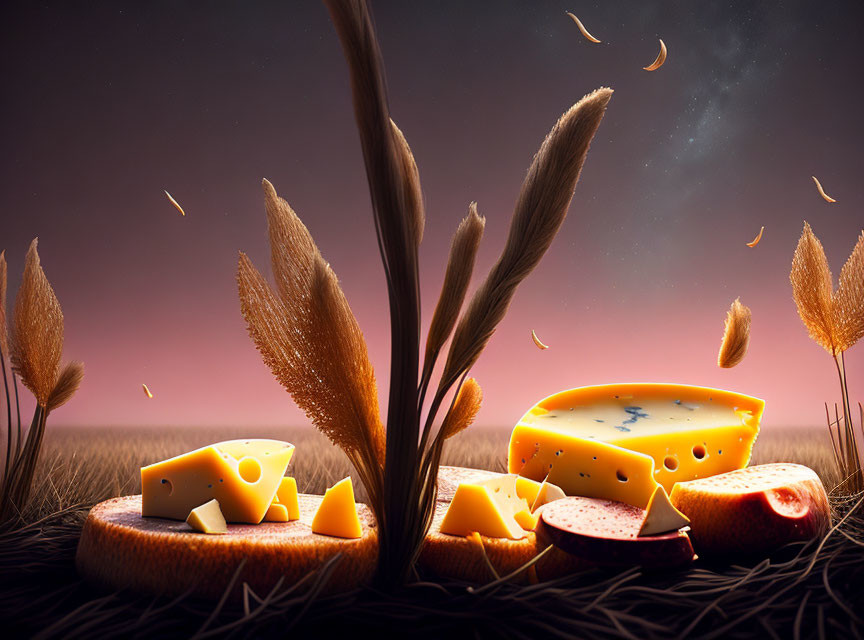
669;463;830;555
420;466;585;583
76;494;377;600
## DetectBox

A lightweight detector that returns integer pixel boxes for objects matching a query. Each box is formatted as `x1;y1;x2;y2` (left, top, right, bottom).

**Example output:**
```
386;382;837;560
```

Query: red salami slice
536;496;695;568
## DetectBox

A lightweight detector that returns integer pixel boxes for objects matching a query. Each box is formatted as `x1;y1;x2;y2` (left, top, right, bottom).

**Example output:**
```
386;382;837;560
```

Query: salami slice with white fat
536;496;695;568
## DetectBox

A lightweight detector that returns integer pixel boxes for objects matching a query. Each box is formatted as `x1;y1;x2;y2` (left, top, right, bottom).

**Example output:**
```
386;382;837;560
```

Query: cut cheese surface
639;486;690;536
276;477;300;521
141;439;294;523
509;384;764;506
186;499;227;534
311;477;363;539
531;477;566;512
439;475;532;540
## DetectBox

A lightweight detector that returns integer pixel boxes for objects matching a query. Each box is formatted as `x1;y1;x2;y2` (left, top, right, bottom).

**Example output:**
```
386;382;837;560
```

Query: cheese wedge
311;477;363;539
531;477;567;512
638;486;690;536
186;499;227;534
439;475;535;540
264;503;290;522
141;439;294;523
276;477;300;521
509;384;764;508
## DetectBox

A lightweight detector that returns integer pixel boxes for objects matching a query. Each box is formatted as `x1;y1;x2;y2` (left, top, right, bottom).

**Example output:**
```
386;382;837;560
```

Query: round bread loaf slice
536;496;695;568
421;466;584;583
420;501;586;583
669;463;830;555
76;494;377;600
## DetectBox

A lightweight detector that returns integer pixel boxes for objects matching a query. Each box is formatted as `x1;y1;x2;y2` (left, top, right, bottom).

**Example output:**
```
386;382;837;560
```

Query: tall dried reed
239;0;611;586
1;240;83;525
791;222;864;493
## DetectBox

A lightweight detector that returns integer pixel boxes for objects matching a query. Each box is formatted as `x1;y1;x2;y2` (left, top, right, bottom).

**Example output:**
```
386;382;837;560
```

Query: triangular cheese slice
531;476;566;512
141;439;294;523
439;475;531;540
186;499;227;534
311;477;363;539
639;485;690;536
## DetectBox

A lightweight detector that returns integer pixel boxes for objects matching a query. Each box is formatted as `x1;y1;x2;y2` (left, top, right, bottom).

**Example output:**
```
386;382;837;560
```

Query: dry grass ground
0;426;860;639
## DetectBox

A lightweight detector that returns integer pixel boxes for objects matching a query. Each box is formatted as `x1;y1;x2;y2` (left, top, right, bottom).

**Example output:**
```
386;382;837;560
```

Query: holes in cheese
311;477;363;539
509;383;764;507
439;475;537;539
186;499;227;534
141;439;294;523
669;463;830;555
536;496;695;568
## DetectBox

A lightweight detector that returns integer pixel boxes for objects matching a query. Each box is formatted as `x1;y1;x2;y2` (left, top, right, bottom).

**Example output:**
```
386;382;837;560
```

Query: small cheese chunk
186;499;227;534
509;384;764;507
276;477;300;521
311;477;363;539
141;439;294;523
531;478;566;512
264;503;290;522
514;508;539;531
638;486;690;536
439;475;533;540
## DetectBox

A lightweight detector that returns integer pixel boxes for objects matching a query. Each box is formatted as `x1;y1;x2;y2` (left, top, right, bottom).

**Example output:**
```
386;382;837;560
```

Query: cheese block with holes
509;384;764;508
439;475;534;539
669;463;830;555
76;493;377;600
141;439;294;523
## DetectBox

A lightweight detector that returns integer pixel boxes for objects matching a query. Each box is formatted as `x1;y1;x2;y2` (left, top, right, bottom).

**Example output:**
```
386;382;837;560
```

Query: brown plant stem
834;352;861;491
13;373;20;460
0;405;44;522
1;349;11;488
324;0;422;588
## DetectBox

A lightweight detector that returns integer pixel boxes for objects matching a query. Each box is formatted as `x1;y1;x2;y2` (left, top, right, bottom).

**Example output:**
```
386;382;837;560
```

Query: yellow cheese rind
509;384;764;506
311;477;363;539
439;475;531;540
186;499;227;534
264;503;290;522
141;439;294;523
639;486;690;536
276;477;300;521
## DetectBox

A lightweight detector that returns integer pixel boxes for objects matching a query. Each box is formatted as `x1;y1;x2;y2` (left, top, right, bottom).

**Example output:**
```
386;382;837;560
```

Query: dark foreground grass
0;427;861;639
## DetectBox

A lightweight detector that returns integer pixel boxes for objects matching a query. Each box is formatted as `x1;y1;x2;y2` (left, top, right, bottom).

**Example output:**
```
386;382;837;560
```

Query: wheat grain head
791;222;838;355
423;203;485;378
441;378;482;440
391;119;424;247
46;361;84;413
717;298;751;368
10;239;63;405
834;231;864;352
441;87;612;386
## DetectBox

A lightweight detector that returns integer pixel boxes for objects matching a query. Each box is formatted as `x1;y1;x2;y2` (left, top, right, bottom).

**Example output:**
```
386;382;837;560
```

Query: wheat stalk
0;250;7;357
438;88;612;395
791;222;864;493
1;240;82;524
420;203;485;403
717;298;751;368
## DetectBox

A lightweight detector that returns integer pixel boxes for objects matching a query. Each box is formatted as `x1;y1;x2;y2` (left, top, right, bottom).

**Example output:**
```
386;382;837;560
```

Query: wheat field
12;424;839;523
